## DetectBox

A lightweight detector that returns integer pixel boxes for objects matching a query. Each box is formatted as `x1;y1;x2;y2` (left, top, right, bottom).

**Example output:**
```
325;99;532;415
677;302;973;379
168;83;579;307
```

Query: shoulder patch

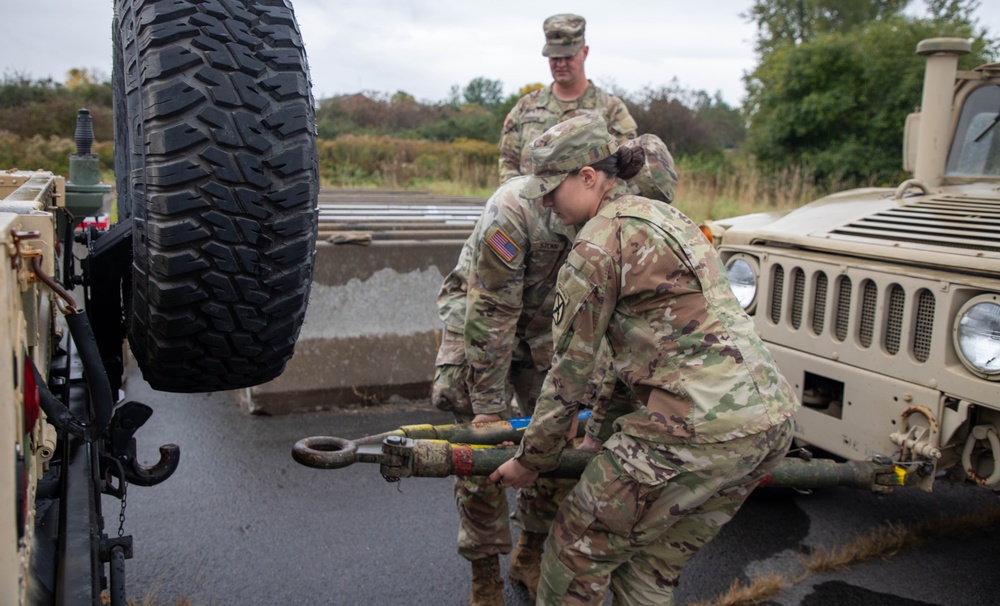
487;227;520;263
503;113;515;133
552;290;567;325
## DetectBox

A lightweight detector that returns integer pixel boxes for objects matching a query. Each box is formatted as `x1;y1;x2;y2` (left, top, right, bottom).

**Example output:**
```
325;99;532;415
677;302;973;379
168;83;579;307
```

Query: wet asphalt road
110;361;1000;606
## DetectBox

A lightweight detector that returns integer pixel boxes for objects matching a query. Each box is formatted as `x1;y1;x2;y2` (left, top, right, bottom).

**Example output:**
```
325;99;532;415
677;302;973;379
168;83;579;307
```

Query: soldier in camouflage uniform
433;133;678;605
498;13;638;183
490;113;800;605
433;175;580;606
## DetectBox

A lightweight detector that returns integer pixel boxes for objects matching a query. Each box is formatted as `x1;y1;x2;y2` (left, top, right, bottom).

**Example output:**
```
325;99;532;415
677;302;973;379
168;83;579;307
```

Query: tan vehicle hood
718;183;1000;275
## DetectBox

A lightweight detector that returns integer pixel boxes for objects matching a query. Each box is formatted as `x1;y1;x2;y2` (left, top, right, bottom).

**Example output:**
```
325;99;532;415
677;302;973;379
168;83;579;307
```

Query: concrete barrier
242;189;484;415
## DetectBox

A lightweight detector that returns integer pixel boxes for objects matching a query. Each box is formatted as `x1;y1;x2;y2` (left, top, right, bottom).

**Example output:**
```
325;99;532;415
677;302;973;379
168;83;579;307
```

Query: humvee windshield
946;84;1000;177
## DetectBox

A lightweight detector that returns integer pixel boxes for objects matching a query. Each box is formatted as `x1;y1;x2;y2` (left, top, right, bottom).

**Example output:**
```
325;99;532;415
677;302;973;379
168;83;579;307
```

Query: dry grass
686;573;788;606
671;160;870;224
803;507;1000;575
316;134;498;193
686;506;1000;606
802;522;914;574
314;137;878;221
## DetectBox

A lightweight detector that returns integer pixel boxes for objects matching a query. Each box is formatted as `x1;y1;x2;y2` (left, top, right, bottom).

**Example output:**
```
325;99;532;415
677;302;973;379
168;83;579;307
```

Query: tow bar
293;415;931;492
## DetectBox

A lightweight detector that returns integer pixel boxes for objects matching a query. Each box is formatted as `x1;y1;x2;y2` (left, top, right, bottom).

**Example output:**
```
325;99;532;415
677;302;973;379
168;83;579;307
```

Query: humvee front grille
748;250;994;408
766;262;936;364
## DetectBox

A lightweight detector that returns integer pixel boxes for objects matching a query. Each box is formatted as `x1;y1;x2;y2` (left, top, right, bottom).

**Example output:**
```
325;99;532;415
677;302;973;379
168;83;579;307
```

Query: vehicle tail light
23;356;39;433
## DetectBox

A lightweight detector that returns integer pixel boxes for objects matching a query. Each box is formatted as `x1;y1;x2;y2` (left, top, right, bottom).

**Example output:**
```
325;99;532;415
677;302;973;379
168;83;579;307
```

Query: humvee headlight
954;296;1000;379
725;256;758;311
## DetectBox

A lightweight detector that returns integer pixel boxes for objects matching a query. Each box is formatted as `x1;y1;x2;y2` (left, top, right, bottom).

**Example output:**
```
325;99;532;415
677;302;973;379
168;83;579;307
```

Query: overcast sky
3;0;998;107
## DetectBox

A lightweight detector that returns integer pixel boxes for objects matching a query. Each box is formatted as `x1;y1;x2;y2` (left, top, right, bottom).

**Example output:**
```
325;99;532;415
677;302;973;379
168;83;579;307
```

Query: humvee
702;38;1000;492
1;0;318;603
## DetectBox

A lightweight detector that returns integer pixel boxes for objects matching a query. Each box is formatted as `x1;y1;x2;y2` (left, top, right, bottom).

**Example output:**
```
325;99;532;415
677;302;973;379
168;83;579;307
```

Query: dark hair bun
617;146;645;181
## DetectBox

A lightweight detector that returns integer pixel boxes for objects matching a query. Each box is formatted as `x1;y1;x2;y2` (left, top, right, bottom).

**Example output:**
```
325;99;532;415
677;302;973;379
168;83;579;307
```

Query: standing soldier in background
434;129;677;604
498;13;638;183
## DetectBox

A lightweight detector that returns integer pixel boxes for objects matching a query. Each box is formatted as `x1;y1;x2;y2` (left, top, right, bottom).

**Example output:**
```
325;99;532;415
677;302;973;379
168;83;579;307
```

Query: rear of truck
1;0;321;601
0;171;77;604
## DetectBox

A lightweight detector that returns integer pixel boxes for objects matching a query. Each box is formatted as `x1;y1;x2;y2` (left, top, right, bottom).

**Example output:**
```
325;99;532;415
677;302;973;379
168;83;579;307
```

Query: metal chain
117;479;128;537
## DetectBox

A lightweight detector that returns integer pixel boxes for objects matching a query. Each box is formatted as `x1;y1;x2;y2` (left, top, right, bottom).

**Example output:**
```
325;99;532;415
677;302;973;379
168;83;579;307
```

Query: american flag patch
487;228;520;262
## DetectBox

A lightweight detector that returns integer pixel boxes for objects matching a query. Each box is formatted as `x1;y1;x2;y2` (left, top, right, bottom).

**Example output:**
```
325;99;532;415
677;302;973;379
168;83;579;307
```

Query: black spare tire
112;0;318;392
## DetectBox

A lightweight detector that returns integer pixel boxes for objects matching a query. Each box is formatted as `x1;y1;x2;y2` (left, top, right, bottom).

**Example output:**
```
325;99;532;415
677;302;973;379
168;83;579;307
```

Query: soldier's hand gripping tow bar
291;411;597;481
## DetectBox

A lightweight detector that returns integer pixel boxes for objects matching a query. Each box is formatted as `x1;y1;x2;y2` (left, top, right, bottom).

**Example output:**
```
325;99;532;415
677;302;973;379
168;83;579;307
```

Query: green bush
0;74;113;141
316;134;498;190
0;131;113;177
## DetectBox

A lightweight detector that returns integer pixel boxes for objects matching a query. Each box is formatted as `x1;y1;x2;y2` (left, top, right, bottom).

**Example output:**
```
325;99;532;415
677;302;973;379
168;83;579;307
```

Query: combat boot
508;531;546;601
469;555;505;606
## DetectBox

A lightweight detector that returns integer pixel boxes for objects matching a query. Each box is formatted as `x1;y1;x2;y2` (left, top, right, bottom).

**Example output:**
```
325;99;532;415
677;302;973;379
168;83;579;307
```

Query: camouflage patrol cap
542;14;586;58
624;134;679;203
521;112;619;200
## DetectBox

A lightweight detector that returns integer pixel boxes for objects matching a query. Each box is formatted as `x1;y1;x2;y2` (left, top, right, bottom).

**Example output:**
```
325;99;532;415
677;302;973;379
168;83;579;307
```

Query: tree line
743;0;995;182
0;69;113;141
313;79;744;159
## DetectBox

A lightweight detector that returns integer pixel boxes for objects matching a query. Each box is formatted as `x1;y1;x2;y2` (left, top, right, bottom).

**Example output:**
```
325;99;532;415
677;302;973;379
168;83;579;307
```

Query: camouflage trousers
432;330;575;561
536;415;795;606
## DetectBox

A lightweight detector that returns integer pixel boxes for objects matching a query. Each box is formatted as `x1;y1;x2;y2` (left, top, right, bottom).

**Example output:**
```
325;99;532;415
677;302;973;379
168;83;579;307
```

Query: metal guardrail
318;189;485;242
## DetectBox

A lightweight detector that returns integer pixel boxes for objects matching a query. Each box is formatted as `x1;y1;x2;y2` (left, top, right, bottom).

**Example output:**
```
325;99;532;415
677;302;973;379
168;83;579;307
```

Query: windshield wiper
973;101;1000;143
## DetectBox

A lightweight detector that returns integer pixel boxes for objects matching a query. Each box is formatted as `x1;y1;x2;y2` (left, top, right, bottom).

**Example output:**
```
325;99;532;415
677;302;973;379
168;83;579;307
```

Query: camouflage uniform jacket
517;184;800;471
435;177;578;415
498;83;637;182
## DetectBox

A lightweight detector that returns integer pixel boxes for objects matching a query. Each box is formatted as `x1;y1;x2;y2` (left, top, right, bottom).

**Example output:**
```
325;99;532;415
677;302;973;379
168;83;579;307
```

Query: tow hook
102;401;180;490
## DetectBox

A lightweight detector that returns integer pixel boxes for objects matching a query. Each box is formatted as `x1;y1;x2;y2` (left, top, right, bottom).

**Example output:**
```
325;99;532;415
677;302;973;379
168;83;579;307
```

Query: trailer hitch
293;414;933;491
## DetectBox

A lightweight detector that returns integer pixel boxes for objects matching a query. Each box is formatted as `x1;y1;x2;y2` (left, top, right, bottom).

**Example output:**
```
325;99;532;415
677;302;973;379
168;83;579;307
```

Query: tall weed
317;135;876;221
672;155;874;223
317;134;498;192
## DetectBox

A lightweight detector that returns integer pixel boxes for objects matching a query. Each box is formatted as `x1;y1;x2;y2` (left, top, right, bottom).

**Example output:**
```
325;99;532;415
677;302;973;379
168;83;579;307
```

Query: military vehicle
701;38;1000;493
1;0;318;603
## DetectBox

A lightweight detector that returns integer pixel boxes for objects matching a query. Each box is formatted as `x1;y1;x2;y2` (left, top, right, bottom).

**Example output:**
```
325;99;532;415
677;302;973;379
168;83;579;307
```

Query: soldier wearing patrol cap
622;133;678;204
498;13;638;184
433;115;678;604
490;113;800;605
